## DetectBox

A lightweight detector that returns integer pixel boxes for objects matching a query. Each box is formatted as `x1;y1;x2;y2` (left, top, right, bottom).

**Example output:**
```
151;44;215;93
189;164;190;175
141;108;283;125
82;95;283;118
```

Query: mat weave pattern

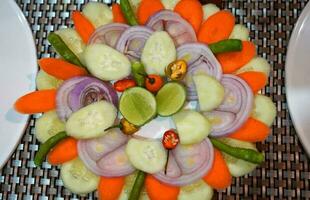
1;0;309;199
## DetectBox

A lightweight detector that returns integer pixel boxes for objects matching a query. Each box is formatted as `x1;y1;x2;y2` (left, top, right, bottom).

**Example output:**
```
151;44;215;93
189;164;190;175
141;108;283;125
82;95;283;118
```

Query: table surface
1;0;310;199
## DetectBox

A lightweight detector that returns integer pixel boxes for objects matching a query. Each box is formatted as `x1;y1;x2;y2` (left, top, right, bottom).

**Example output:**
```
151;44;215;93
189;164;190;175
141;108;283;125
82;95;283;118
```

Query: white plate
286;2;310;156
0;0;37;168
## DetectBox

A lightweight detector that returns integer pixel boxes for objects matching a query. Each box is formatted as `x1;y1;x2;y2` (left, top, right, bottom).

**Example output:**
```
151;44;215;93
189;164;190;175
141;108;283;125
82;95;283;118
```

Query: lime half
156;82;186;116
120;87;157;126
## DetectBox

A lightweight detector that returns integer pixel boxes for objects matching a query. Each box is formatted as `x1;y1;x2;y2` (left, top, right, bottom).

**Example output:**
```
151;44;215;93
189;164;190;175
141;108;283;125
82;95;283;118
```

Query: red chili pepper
145;74;164;93
113;79;136;92
162;130;179;150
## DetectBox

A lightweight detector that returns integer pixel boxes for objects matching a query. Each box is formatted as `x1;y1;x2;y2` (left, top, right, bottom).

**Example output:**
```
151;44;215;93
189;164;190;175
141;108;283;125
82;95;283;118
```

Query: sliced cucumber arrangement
173;110;211;145
60;158;100;195
82;2;112;28
161;0;181;10
202;4;220;20
56;28;86;61
252;94;276;126
120;87;157;126
220;138;258;177
66;101;117;139
119;172;150;200
193;74;225;112
178;180;213;200
84;44;131;81
235;57;271;77
156;82;186;116
142;31;176;76
35;111;65;143
36;70;63;90
229;24;250;41
126;138;167;173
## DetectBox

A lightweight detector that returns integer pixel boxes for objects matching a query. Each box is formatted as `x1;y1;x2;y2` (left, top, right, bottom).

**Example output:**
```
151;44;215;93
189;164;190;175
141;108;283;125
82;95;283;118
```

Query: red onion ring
177;43;222;100
146;10;197;46
115;26;154;61
154;139;214;186
88;23;129;47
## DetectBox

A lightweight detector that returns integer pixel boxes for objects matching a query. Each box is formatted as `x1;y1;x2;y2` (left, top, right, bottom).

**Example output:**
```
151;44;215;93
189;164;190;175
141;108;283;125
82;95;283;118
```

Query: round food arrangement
14;0;276;199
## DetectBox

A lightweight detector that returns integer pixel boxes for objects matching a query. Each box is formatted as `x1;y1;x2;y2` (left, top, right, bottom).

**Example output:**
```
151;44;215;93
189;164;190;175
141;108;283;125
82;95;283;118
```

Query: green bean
209;39;242;54
34;131;68;166
209;137;264;164
120;0;139;26
128;171;146;200
131;61;146;87
47;33;84;67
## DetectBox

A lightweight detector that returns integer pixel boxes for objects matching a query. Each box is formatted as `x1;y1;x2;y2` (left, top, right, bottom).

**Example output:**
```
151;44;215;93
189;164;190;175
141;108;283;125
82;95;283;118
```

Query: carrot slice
145;175;180;200
98;176;125;200
112;3;127;24
38;58;87;80
237;71;267;93
137;0;164;25
72;11;95;43
198;10;235;44
203;149;232;189
174;0;203;33
14;90;56;114
216;41;256;74
47;137;78;165
228;117;270;142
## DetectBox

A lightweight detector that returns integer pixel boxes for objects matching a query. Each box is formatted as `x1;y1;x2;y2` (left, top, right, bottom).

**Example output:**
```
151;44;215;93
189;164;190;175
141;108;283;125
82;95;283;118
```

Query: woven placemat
1;0;309;199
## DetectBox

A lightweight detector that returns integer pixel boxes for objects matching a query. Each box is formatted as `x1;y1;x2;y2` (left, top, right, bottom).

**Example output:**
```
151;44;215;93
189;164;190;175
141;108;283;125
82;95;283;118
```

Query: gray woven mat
1;0;309;199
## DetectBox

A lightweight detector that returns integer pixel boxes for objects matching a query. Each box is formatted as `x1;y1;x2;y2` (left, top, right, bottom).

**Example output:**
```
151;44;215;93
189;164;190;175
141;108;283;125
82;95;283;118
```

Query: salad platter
13;0;276;199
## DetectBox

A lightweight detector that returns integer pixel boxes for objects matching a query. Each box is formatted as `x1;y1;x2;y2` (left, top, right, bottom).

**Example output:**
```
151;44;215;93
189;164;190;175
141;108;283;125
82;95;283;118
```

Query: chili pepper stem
164;150;170;175
104;124;122;132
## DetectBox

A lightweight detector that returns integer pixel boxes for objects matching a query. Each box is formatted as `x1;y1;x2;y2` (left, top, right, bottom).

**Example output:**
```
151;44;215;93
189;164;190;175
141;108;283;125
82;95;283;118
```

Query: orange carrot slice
137;0;164;25
216;41;256;74
112;3;127;24
145;175;180;200
174;0;203;33
228;117;270;142
237;71;267;93
203;149;232;189
98;176;125;200
38;58;87;80
14;89;56;114
47;137;78;165
198;10;235;44
72;11;95;43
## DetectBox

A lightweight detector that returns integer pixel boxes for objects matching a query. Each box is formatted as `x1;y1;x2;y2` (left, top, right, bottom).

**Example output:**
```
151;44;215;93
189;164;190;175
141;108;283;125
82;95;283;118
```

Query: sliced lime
156;82;186;116
120;87;156;126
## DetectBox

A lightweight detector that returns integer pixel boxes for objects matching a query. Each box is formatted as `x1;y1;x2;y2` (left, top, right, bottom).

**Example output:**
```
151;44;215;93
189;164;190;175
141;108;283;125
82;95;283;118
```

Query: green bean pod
128;170;146;200
131;61;146;87
120;0;139;26
209;39;242;54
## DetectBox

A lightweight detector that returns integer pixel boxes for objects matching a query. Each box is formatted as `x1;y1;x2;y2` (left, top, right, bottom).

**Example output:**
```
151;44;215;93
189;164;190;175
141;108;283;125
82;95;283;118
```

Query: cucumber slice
142;31;176;76
235;57;271;77
84;44;131;81
161;0;181;10
55;28;86;62
66;101;117;139
61;158;99;195
229;24;250;41
82;2;112;28
119;172;150;200
156;82;186;116
220;138;258;177
126;138;167;173
178;180;213;200
36;70;63;90
35;111;65;143
202;4;220;20
193;74;225;112
173;110;211;145
252;95;276;126
120;87;157;126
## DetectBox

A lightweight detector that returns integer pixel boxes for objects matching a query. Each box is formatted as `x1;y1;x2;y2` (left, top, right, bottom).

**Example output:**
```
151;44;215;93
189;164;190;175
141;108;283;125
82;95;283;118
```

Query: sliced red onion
146;10;196;46
56;76;118;121
177;43;222;100
154;139;214;186
204;75;254;137
77;130;135;177
88;23;129;47
115;26;154;61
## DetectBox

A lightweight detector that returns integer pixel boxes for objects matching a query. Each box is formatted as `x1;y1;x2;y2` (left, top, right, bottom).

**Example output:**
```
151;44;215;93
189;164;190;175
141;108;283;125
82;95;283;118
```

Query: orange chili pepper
113;79;137;92
162;130;180;175
145;74;164;93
